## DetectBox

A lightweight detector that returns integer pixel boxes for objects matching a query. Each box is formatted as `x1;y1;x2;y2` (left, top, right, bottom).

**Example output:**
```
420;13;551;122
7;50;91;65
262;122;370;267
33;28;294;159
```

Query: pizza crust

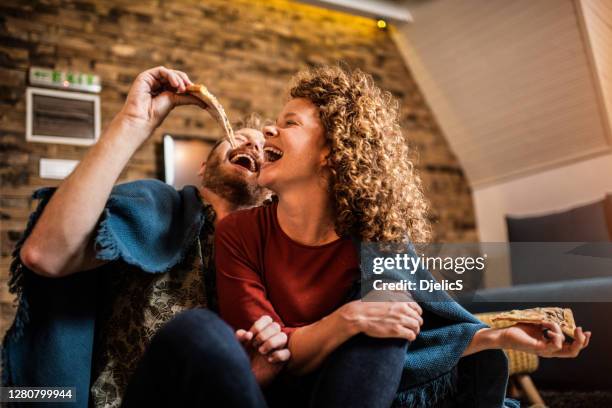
183;84;237;148
491;307;576;338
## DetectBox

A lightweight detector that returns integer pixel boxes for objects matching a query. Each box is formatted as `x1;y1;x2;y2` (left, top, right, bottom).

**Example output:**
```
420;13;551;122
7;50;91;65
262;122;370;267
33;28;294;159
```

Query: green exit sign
29;66;101;93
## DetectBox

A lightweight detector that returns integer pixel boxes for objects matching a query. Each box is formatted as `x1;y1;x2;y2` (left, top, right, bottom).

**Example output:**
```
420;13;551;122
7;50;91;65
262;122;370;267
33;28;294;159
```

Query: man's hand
500;322;591;358
236;315;291;386
19;66;211;278
119;66;207;133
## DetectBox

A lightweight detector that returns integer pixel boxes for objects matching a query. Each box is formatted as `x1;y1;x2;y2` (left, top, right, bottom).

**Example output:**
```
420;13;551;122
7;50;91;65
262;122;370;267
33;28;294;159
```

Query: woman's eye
286;120;297;126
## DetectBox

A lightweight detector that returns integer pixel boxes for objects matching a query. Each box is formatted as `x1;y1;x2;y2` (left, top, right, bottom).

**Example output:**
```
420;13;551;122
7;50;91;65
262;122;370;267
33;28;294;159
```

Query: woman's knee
327;334;408;373
310;335;408;407
345;334;407;355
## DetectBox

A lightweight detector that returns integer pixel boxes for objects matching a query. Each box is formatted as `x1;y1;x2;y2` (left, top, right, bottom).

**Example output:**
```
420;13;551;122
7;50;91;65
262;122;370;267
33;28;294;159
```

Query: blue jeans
122;309;408;408
265;333;408;408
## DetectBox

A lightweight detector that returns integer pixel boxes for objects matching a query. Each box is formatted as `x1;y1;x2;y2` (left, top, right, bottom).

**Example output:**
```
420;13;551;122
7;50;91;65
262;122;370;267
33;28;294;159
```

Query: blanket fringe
93;187;205;274
92;200;120;263
2;187;56;385
393;368;458;408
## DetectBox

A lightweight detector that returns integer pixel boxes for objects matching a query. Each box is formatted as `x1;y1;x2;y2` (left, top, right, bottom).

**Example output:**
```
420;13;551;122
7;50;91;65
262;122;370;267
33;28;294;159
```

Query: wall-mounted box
26;87;101;146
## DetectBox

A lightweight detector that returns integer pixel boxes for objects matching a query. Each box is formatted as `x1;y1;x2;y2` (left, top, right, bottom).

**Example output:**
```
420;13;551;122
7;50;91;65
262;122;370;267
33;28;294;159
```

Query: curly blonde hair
289;66;431;243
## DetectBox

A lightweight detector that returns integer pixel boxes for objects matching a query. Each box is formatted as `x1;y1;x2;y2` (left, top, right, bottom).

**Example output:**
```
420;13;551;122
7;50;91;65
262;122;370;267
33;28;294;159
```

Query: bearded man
3;66;288;408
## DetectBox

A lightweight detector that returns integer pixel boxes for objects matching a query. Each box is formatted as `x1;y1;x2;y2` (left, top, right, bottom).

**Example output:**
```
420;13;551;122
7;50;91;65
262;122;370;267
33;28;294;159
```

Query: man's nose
263;125;278;139
243;139;263;153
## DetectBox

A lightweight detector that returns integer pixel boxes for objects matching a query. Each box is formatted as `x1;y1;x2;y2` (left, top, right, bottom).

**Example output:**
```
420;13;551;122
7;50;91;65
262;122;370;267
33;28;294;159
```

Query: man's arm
20;66;205;277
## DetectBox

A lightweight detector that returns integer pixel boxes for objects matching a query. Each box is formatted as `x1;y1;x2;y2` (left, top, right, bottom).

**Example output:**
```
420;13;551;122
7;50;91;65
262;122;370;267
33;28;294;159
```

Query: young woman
214;66;590;407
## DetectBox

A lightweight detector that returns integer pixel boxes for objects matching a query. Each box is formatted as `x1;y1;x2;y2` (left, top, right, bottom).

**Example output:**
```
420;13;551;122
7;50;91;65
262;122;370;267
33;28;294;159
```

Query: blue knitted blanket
2;179;518;407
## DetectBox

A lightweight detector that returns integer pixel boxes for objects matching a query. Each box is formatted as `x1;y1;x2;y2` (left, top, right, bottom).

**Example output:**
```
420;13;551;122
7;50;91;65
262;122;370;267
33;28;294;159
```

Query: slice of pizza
183;84;237;148
491;307;576;338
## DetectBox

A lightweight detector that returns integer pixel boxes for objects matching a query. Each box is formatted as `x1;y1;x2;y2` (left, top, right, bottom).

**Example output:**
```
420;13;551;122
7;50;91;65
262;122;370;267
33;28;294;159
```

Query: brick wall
0;0;477;336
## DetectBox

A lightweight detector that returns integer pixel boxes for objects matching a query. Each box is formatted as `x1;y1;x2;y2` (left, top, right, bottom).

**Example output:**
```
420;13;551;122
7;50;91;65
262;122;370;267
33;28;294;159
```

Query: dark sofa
460;193;612;390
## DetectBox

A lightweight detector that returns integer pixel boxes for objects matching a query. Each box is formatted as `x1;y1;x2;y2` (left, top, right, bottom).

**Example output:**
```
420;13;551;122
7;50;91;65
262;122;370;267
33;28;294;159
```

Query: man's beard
202;154;266;208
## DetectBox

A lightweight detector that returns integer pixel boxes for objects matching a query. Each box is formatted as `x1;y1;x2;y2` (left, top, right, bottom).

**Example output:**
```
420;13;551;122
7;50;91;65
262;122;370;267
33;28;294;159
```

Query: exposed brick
0;0;476;336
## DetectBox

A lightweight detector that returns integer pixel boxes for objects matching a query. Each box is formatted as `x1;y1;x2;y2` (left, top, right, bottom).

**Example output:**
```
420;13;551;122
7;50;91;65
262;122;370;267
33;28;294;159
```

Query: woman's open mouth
229;150;259;173
263;146;283;164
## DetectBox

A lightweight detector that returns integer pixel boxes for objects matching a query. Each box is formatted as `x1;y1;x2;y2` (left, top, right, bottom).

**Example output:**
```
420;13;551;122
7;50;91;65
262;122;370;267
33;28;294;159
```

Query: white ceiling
293;0;612;187
392;0;612;186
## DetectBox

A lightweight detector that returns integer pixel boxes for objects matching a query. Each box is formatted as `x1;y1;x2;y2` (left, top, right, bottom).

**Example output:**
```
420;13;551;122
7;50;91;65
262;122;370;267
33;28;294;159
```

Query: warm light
62;80;69;87
377;19;387;29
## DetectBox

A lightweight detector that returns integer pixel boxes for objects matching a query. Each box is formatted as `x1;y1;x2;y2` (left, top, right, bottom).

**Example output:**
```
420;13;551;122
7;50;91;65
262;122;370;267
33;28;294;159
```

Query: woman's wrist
479;327;505;349
336;301;364;337
463;327;505;357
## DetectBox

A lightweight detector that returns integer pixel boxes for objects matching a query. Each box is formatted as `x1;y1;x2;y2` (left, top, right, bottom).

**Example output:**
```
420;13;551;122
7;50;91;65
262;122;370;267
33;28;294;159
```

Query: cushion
506;196;612;284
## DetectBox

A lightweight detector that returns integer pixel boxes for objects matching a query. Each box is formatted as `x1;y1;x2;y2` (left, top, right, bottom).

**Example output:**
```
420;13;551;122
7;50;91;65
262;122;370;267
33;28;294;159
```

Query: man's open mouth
264;146;283;163
229;150;259;172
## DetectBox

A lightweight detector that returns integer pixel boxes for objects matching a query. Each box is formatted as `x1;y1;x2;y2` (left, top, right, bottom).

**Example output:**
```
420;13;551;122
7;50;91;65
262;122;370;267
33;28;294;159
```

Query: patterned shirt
90;203;216;408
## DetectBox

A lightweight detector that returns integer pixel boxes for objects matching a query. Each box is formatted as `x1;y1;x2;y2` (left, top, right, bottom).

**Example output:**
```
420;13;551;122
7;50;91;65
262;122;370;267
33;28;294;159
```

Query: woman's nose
263;125;278;138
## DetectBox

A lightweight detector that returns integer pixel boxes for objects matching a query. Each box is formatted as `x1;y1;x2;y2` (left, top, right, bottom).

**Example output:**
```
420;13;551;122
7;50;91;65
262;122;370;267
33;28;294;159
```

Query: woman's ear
319;146;331;167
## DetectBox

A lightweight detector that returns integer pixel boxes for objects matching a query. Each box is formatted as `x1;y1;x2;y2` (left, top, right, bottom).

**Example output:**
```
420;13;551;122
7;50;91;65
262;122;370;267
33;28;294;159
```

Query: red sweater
215;201;359;337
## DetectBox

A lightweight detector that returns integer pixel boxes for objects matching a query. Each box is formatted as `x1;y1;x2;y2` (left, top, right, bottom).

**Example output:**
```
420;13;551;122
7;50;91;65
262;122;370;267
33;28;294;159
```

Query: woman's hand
500;322;591;358
236;315;291;363
118;66;207;134
236;315;291;386
339;298;423;341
